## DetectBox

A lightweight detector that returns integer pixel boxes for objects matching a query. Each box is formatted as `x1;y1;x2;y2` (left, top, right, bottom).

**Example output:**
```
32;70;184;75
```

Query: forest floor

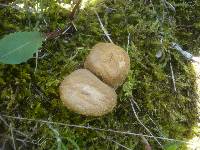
0;0;200;149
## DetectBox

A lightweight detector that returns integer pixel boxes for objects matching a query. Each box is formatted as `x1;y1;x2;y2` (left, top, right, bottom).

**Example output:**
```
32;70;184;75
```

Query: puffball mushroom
59;69;117;116
84;42;130;89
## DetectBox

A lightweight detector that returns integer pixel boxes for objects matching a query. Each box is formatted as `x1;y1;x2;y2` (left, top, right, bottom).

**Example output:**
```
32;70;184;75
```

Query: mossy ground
0;0;200;149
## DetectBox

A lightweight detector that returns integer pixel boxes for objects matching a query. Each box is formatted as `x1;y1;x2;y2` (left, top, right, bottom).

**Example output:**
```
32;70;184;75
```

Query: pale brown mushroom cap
84;42;130;89
59;69;117;116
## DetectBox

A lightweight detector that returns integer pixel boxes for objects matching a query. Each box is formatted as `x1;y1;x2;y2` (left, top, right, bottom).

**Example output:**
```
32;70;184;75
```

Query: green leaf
0;31;44;64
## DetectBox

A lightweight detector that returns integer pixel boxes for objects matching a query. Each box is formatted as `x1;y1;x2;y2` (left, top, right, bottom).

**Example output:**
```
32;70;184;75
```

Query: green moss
0;0;199;149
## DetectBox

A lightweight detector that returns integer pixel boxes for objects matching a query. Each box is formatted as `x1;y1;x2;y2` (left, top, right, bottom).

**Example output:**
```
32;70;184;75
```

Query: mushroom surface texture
59;69;117;116
84;42;130;88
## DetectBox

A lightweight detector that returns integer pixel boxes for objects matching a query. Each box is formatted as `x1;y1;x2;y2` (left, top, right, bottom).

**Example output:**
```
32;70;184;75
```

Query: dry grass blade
129;99;163;149
107;137;132;150
10;123;16;150
169;57;177;92
94;10;113;43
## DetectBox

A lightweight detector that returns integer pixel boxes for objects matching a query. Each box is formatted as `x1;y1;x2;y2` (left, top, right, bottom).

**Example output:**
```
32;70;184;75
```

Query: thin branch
107;137;132;150
0;116;31;140
0;114;192;144
94;10;113;43
62;26;72;35
16;138;39;146
131;97;141;111
0;134;40;146
18;123;40;149
169;57;177;92
147;115;163;134
162;0;176;12
10;123;17;150
34;51;38;74
130;99;163;148
0;115;9;126
127;32;130;53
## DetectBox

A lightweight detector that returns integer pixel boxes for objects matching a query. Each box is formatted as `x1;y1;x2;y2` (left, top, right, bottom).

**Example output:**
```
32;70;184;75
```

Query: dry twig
107;137;132;150
169;57;177;92
0;114;193;144
130;98;163;149
94;10;113;43
10;123;17;150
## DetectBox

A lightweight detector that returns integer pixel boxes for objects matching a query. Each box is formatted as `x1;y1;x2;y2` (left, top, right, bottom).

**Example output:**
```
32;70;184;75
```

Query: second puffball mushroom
59;69;117;116
84;42;130;89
